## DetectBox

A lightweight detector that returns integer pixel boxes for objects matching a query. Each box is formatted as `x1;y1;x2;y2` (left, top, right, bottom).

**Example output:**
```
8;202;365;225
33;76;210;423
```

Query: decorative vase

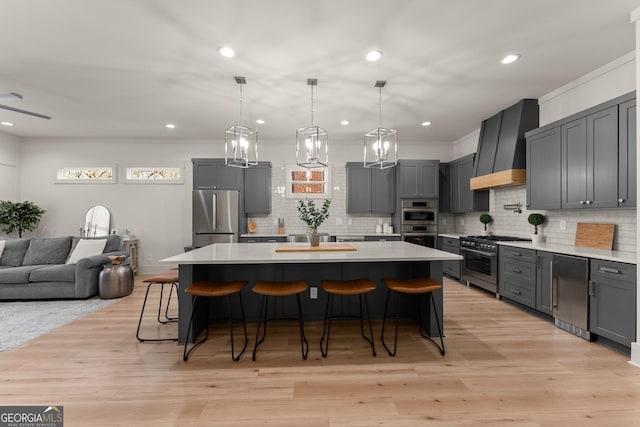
530;234;544;244
308;228;320;247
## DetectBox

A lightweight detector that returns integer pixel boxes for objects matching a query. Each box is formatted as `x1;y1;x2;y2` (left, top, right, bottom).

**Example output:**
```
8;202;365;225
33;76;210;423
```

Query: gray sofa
0;235;126;300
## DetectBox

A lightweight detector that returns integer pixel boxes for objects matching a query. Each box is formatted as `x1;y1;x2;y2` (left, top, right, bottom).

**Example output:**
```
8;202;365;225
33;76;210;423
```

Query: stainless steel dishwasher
552;254;591;340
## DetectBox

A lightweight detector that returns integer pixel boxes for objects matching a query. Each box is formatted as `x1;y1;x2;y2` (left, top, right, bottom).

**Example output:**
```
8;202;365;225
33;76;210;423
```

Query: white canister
382;223;390;233
376;224;383;233
386;225;393;234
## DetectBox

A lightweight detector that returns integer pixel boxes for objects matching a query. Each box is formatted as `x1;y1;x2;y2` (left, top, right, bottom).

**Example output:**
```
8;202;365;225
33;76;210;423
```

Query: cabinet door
439;163;451;213
217;163;245;190
450;162;461;212
561;117;588;208
193;160;219;189
536;251;553;315
618;99;636;208
347;165;372;213
399;162;420;198
474;112;502;176
587;106;618;208
456;155;474;212
371;167;395;213
526;127;562;209
244;163;271;214
419;161;439;198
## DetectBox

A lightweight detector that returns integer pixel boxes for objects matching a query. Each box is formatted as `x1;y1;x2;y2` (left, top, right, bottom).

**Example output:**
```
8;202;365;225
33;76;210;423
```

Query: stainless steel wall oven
401;199;437;248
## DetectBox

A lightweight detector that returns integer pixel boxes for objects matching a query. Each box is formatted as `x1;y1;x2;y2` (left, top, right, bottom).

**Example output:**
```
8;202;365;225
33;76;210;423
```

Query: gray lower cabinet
536;251;553;315
346;163;395;213
526;127;562;210
192;158;244;190
244;162;271;214
397;160;439;199
438;236;460;279
498;246;536;308
589;260;637;347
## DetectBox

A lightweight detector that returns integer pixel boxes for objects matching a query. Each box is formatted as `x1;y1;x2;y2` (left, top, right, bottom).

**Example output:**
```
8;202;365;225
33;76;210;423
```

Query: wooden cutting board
275;242;357;252
575;223;615;250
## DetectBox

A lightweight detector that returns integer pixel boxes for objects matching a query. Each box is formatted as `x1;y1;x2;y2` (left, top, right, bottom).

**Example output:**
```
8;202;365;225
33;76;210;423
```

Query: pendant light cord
379;86;383;128
239;83;243;126
310;84;314;127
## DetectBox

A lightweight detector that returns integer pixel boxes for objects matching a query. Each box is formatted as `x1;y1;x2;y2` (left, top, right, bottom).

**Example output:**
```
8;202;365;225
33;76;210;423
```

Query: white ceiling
0;0;638;144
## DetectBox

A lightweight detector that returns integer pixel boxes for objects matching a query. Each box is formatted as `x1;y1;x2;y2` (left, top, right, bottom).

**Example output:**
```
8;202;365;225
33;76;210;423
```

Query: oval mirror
82;205;111;237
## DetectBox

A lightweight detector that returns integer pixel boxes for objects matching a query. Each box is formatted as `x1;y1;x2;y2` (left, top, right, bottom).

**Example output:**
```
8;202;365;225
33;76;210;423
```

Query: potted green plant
527;213;545;244
297;198;331;246
0;200;46;238
479;213;492;236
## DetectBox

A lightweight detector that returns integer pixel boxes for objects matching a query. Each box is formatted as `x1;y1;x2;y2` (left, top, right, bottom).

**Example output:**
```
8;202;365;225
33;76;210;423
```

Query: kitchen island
161;241;462;343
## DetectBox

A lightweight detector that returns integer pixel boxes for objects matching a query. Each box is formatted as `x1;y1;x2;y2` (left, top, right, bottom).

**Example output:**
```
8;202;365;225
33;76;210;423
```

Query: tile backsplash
248;164;392;236
439;186;636;253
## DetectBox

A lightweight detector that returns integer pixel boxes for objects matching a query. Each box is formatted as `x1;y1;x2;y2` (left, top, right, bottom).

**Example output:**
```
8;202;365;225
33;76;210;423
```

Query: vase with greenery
0;200;46;238
527;213;545;244
479;213;492;236
297;198;331;246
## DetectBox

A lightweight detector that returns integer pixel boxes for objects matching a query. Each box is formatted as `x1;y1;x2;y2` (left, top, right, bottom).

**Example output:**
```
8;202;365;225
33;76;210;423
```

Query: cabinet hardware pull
511;289;521;295
618;198;625;203
588;280;596;297
599;266;621;274
585;200;592;205
579;200;585;205
512;269;522;273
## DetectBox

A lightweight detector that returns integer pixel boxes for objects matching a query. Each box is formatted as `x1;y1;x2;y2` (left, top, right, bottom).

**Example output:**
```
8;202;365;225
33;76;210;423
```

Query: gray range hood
470;99;539;190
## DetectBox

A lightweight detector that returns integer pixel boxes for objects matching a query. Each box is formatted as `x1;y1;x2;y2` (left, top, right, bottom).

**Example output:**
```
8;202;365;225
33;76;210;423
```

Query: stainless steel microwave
401;199;437;225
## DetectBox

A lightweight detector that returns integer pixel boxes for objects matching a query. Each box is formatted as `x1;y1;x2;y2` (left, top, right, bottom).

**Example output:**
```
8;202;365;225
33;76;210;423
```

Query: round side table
99;264;134;299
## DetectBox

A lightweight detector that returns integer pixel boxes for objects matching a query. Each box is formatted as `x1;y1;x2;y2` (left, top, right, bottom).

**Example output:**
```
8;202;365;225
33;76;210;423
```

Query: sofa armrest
74;250;128;298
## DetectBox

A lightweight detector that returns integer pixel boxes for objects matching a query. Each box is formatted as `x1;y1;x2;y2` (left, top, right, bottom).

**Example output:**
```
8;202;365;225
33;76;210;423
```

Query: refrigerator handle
212;194;217;231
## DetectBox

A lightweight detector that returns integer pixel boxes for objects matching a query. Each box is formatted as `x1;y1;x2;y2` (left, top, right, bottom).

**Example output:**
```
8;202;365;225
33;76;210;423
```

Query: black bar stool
183;280;248;362
381;277;445;356
252;280;309;361
136;271;179;342
320;278;376;357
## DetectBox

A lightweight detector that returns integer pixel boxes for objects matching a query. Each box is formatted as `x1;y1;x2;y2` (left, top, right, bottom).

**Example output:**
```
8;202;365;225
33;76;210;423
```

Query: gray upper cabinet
526;127;562;209
618;99;636;208
398;160;439;199
438;163;451;213
192;158;244;190
450;154;488;213
346;163;395;213
474;112;502;176
562;106;618;209
244;162;271;214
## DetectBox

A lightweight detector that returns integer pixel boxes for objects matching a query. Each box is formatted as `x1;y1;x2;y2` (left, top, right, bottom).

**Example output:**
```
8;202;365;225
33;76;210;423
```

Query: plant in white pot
479;213;492;236
297;198;331;246
528;213;545;244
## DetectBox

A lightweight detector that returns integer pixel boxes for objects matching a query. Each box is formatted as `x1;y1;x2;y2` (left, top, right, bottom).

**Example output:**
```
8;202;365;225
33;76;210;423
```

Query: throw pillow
0;238;31;267
22;236;73;266
66;238;108;264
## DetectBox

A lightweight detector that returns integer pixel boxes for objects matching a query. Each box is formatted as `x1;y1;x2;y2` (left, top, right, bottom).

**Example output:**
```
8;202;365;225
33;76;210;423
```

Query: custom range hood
470;99;539;190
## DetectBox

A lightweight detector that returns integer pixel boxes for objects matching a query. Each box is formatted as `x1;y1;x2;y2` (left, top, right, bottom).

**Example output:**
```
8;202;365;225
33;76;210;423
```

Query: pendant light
296;78;328;168
225;76;258;168
364;80;397;169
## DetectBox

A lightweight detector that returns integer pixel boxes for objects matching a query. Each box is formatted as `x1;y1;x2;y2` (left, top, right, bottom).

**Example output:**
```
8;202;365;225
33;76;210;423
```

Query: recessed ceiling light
219;46;235;58
256;119;265;124
165;123;176;129
340;120;350;125
366;50;383;62
1;121;14;126
421;121;432;127
501;53;521;64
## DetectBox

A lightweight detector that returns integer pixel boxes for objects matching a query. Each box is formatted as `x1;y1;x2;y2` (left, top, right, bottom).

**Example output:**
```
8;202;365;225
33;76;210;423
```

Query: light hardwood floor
1;276;639;426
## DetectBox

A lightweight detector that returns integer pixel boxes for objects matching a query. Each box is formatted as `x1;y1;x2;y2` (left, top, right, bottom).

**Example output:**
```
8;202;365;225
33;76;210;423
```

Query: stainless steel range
460;235;530;294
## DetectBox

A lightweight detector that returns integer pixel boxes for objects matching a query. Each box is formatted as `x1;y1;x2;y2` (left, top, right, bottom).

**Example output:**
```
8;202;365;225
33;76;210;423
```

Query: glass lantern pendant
225;77;258;168
364;80;397;169
296;79;328;168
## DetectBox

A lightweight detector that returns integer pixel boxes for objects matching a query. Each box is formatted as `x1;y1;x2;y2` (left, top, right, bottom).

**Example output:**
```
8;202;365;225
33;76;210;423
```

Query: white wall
17;137;450;272
0;132;20;201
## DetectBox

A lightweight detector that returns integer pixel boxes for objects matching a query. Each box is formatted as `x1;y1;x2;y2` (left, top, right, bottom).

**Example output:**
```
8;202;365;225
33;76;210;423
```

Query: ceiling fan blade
0;93;23;102
0;103;52;120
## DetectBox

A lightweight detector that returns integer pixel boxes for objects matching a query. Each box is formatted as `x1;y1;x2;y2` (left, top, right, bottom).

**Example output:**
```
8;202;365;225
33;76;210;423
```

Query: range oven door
460;246;498;293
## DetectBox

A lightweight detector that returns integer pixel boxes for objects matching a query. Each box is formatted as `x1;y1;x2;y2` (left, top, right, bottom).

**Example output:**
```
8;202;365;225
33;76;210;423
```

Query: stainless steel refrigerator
192;190;239;248
552;254;591;340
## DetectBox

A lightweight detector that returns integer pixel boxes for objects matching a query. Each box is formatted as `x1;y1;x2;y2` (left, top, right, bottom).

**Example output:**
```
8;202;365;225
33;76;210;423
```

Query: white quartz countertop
240;233;402;238
161;241;462;265
498;241;637;265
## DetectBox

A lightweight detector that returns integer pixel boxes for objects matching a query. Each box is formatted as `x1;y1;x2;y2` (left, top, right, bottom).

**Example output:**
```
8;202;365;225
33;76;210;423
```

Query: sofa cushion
29;264;76;283
0;265;46;283
22;236;72;266
0;239;31;267
70;235;122;254
66;238;107;264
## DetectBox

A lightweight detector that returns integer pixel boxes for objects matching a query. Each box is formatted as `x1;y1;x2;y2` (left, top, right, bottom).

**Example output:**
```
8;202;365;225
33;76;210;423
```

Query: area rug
0;298;116;352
